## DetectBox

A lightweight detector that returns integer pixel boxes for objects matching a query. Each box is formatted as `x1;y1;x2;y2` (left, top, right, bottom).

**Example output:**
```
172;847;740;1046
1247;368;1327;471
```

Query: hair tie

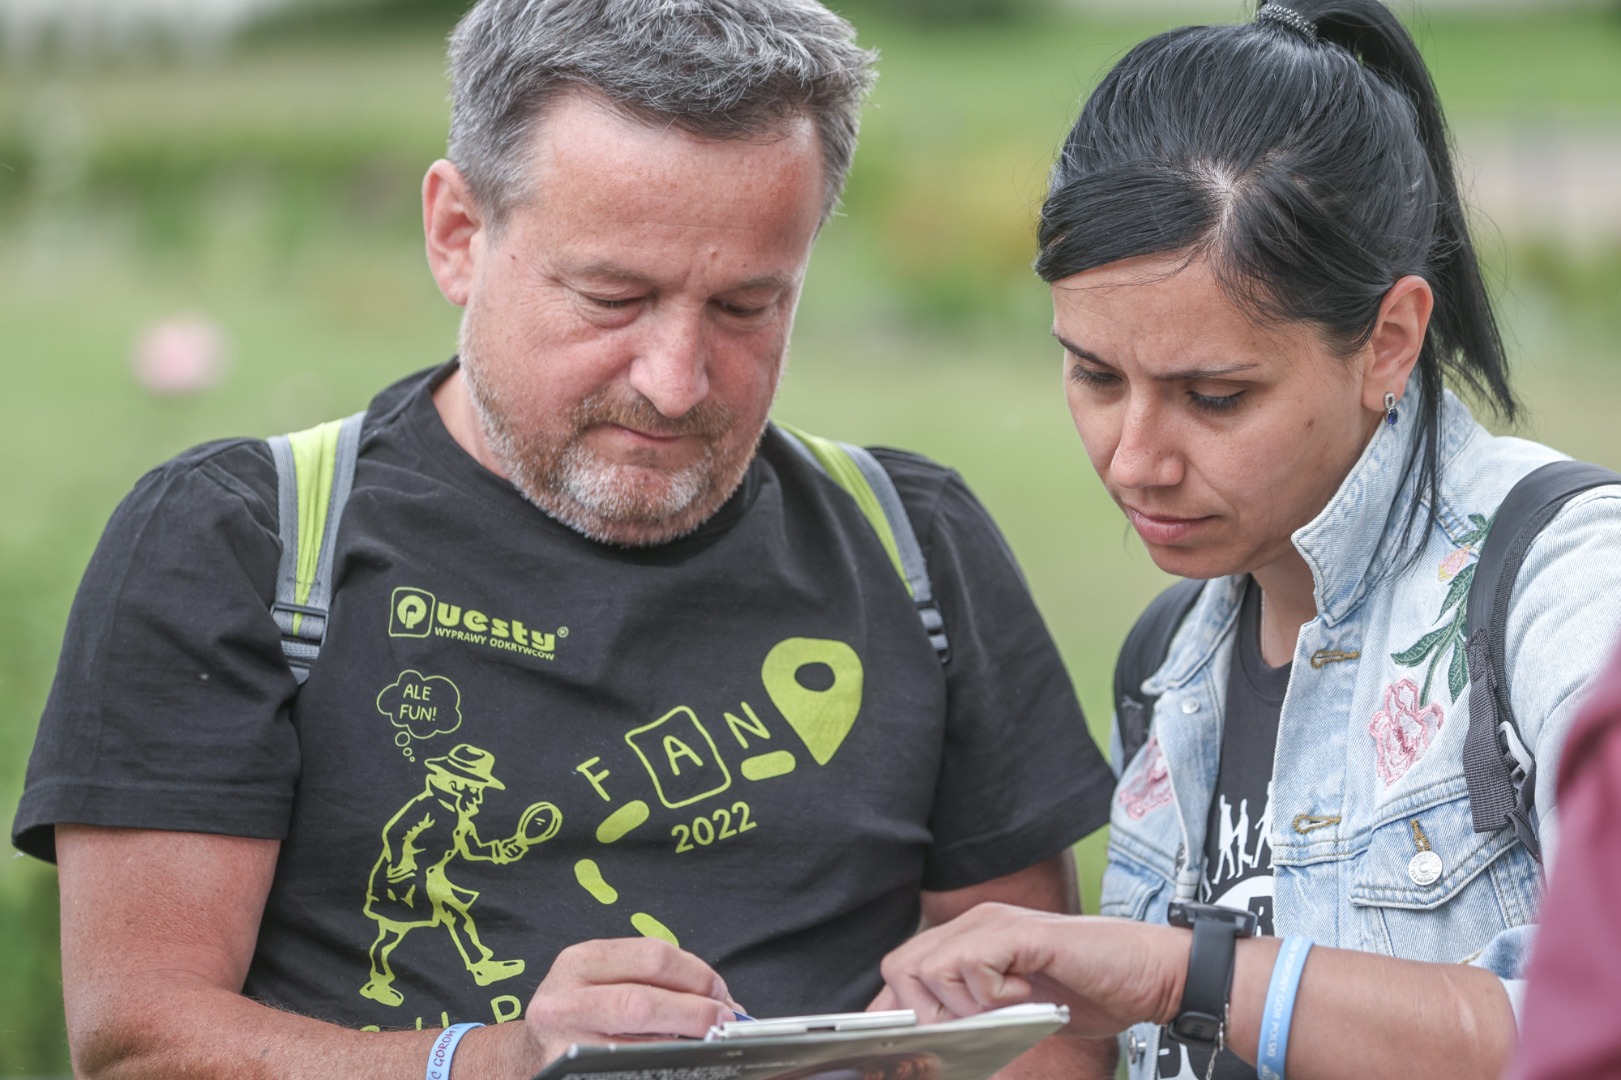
1256;4;1318;44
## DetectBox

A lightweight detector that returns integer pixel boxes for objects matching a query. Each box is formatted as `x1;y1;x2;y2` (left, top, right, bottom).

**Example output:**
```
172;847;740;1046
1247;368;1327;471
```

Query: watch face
1168;1012;1221;1047
1167;901;1259;936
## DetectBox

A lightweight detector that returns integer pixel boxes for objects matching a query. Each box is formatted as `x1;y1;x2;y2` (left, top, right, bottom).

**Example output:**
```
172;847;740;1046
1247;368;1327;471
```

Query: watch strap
1170;915;1239;1048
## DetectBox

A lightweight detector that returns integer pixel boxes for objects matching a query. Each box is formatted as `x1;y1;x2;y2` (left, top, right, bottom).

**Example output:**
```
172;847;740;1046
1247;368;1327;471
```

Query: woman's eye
588;296;637;309
1189;390;1245;412
1068;365;1118;389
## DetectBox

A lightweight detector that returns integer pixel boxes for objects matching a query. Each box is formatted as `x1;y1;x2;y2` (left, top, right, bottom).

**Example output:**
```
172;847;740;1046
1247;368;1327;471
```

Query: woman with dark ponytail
877;3;1621;1078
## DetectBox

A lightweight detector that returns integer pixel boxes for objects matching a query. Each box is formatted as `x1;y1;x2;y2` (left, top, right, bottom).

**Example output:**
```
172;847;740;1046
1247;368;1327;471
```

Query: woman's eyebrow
1054;331;1259;381
1052;331;1104;365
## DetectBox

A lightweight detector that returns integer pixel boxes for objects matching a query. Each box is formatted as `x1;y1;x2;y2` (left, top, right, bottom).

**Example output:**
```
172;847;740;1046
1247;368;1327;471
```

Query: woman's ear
1361;274;1434;412
423;159;485;308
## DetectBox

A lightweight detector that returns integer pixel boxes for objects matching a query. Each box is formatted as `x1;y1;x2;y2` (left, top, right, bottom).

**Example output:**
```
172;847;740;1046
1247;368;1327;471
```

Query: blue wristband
1256;937;1312;1080
426;1022;484;1080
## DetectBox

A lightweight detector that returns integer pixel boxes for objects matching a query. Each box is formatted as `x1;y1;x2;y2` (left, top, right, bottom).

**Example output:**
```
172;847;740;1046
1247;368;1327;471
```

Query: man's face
430;776;485;816
446;92;825;546
453;782;484;817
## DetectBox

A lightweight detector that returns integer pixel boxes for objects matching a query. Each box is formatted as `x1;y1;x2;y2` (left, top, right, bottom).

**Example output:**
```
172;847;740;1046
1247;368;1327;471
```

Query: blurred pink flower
131;315;230;396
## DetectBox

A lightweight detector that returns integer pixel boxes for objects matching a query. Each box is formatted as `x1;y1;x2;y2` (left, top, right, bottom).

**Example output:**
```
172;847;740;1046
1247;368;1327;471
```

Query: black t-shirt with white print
1160;578;1286;1080
14;361;1112;1033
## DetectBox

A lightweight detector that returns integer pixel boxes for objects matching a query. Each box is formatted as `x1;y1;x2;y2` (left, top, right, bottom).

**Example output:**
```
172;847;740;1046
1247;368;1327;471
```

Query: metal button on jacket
1409;850;1443;887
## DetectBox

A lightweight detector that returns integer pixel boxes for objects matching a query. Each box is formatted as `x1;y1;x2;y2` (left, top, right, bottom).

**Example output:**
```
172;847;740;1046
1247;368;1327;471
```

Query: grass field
1;6;1618;1074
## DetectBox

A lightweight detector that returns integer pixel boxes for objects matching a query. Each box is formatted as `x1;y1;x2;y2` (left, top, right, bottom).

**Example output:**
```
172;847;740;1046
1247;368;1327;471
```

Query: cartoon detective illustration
360;744;561;1006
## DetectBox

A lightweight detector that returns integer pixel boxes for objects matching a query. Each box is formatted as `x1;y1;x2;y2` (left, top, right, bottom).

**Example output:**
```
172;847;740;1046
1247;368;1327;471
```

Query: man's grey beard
458;350;754;548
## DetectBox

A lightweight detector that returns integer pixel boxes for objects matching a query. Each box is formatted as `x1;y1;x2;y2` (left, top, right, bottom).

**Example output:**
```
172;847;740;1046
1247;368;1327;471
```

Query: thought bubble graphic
376;670;464;741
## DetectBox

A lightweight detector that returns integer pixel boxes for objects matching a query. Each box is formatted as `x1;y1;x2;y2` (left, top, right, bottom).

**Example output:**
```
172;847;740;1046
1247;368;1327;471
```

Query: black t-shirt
14;362;1112;1032
1161;578;1285;1080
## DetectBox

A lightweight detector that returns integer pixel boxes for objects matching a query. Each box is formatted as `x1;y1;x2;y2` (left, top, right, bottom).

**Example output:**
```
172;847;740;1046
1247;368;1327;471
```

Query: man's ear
1360;274;1434;413
424;159;485;308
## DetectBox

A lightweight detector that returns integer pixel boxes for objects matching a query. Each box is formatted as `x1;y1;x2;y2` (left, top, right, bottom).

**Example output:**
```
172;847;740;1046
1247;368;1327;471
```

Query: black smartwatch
1165;901;1259;1052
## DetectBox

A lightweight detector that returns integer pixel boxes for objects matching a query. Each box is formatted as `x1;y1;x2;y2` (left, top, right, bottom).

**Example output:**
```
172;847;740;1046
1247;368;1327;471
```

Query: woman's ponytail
1303;0;1517;424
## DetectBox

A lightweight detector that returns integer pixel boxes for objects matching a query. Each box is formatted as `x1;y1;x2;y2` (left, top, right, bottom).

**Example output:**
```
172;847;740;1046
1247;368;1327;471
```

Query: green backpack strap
775;422;949;663
267;411;366;684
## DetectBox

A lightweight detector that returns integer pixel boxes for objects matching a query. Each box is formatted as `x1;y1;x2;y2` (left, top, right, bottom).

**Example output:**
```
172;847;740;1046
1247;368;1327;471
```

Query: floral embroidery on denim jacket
1369;677;1447;786
1117;737;1173;819
1390;511;1495;702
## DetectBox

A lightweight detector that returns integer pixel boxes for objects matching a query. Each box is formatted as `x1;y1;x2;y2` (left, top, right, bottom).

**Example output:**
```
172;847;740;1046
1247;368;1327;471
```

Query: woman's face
1054;253;1385;583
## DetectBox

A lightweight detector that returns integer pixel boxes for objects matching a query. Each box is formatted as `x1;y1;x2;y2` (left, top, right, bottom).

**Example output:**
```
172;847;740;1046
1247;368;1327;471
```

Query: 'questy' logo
389;586;562;661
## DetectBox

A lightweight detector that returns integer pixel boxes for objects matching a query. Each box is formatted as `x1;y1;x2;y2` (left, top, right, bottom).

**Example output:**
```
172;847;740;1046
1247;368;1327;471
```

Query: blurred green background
2;0;1619;1072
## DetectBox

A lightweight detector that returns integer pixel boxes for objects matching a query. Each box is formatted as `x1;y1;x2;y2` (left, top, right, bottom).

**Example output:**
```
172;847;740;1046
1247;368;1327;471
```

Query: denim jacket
1104;385;1621;1078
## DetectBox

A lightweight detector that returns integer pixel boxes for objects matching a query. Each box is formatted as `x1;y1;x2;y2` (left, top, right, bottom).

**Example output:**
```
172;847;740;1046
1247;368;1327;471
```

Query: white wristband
426;1021;484;1080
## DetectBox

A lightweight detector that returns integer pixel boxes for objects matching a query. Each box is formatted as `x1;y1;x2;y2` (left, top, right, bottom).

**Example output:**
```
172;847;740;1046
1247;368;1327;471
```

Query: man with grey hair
14;2;1116;1077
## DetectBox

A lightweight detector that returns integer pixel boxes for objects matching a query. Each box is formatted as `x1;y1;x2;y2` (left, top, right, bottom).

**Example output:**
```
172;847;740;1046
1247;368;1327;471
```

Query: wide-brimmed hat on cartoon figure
424;744;506;790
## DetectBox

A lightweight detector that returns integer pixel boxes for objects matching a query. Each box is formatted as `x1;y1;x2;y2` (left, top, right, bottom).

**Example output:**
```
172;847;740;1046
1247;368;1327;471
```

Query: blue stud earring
1384;391;1399;427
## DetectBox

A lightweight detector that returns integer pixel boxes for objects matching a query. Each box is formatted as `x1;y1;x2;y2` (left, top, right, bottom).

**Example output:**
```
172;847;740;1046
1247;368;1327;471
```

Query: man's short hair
447;0;878;226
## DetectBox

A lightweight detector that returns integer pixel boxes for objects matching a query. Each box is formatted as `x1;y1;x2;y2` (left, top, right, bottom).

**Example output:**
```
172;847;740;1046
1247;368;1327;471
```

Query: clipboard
529;1003;1069;1080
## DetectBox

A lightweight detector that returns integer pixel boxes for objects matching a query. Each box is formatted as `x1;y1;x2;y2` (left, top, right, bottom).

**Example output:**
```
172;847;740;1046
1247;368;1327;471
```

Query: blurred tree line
251;0;1057;36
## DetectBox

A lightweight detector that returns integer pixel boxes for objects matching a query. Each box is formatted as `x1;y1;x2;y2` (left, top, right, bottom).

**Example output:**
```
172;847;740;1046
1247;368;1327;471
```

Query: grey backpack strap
267;411;366;684
839;442;948;661
1463;460;1621;860
775;423;949;663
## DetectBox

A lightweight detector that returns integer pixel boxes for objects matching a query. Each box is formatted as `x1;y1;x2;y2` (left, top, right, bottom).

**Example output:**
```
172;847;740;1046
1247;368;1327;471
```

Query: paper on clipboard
706;1009;919;1040
529;1003;1069;1080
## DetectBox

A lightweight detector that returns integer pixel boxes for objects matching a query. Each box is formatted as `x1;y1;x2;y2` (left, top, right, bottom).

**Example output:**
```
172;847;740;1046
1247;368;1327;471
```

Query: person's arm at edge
58;825;736;1080
916;852;1117;1080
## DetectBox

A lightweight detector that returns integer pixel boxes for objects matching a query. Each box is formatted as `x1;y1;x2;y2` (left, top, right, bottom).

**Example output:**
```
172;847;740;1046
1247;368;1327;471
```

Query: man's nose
627;311;709;419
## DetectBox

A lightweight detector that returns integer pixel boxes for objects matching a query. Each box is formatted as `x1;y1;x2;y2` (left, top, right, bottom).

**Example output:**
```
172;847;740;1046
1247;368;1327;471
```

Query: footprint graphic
573;855;681;948
574;858;619;904
596;800;649;844
741;750;796;780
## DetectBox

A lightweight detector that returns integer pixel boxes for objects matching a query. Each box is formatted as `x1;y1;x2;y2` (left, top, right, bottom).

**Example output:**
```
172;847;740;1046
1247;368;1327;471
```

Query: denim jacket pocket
1348;786;1541;961
1100;845;1169;922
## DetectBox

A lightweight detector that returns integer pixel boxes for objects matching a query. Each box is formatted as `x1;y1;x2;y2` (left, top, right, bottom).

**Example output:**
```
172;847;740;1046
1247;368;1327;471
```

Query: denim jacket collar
1147;374;1472;695
1296;372;1432;626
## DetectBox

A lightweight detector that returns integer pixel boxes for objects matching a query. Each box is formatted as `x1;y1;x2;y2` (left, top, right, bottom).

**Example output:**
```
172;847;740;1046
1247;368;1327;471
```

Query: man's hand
522;938;743;1063
492;836;528;864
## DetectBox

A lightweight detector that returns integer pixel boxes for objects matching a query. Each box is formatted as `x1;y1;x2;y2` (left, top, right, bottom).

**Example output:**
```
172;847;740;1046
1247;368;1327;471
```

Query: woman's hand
877;903;1187;1037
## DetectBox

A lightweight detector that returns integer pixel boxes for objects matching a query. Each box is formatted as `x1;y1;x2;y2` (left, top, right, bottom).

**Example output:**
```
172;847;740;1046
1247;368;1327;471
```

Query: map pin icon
762;637;863;767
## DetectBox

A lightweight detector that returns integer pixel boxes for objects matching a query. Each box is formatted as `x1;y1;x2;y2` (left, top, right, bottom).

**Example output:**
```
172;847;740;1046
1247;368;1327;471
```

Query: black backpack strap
1463;460;1621;861
1114;578;1203;770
